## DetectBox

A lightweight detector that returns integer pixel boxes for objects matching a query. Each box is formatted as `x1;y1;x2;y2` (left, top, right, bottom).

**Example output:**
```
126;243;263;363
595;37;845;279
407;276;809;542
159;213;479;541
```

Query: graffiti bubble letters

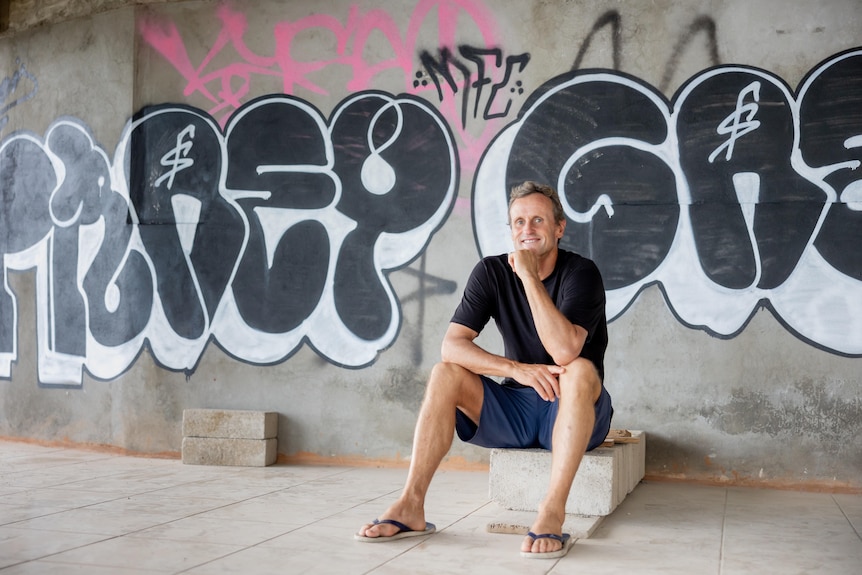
798;49;862;282
475;50;862;356
0;121;109;380
0;92;457;385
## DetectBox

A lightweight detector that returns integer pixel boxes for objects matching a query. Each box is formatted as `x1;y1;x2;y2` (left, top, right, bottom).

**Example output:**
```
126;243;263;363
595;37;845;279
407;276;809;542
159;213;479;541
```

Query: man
356;181;612;559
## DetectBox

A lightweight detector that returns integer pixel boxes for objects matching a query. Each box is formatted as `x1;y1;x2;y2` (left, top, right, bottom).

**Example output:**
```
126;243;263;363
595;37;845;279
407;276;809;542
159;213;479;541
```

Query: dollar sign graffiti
155;124;196;189
708;81;761;164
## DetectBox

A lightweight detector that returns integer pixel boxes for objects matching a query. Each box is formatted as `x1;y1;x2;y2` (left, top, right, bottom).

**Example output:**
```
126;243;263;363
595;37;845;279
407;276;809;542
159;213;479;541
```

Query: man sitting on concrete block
355;181;613;559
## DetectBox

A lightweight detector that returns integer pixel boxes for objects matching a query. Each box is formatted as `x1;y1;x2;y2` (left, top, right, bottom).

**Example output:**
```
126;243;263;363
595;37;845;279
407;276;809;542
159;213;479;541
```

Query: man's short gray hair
508;181;565;224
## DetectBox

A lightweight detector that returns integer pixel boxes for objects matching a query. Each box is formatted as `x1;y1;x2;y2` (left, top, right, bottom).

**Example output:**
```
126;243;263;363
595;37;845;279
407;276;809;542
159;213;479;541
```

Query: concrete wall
0;0;860;489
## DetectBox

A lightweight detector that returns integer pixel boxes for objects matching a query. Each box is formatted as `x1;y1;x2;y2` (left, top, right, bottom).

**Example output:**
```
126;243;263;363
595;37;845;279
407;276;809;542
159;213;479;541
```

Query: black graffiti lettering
82;190;153;347
458;45;499;121
419;47;472;129
331;94;458;340
571;10;623;71
225;97;334;333
568;12;720;94
46;124;112;356
6;47;862;383
399;256;459;366
501;73;675;289
417;47;465;101
333;229;389;340
462;48;530;121
660;16;721;93
418;45;530;127
129;107;236;339
0;91;457;383
232;214;330;334
0;137;55;356
226;98;334;207
399;264;459;304
677;71;824;290
561;146;679;288
476;48;862;356
798;51;862;281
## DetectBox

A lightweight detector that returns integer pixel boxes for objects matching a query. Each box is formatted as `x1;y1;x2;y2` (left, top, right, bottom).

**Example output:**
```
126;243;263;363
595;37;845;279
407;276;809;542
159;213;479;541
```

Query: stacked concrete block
489;430;645;517
182;409;278;467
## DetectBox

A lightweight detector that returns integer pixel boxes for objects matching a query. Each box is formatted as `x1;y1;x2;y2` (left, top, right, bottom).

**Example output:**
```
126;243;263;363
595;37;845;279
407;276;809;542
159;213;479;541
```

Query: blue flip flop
520;531;574;559
354;518;436;542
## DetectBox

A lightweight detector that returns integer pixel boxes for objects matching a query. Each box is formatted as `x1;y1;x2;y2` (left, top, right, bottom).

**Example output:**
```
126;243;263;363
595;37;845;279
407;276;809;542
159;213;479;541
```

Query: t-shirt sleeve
450;259;496;334
557;261;606;340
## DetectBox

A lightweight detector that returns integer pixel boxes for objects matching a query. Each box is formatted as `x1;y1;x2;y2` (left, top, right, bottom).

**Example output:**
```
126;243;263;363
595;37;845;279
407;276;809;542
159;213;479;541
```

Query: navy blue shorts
455;377;613;451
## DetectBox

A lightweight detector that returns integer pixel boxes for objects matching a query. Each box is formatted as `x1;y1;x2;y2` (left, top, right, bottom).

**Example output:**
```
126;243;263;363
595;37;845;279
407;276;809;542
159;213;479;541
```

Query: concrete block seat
487;430;645;538
182;409;278;467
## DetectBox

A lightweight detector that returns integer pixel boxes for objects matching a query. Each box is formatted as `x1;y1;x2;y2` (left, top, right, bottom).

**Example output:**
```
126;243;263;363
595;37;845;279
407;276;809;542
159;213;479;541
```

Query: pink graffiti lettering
138;1;510;173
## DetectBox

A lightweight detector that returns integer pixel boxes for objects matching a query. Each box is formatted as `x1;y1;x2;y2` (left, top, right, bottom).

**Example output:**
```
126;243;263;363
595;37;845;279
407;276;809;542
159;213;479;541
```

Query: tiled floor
0;440;860;574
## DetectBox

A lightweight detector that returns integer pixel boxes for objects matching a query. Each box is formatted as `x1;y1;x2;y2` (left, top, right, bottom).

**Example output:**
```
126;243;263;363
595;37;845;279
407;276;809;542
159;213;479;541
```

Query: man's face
509;193;565;257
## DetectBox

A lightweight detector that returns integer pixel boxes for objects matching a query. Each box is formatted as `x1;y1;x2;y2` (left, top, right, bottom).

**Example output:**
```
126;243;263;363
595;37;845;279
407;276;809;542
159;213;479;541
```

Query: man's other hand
514;362;565;401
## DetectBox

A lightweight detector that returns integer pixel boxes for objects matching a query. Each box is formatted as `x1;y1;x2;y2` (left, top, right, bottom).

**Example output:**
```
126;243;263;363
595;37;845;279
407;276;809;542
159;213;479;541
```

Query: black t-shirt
450;249;607;382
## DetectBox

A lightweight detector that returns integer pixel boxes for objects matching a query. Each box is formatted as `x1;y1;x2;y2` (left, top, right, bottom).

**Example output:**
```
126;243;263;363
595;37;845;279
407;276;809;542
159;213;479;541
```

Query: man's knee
429;361;473;386
558;358;601;402
427;362;483;418
427;362;482;397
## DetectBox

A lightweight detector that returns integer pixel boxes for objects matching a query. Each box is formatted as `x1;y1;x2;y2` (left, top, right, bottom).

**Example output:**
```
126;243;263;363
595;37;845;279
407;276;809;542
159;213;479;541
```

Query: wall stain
699;381;862;443
380;366;427;413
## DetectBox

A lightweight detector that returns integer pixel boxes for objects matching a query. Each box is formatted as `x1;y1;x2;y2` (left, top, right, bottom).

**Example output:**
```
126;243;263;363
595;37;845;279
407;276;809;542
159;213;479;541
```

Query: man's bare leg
521;358;602;554
358;362;484;538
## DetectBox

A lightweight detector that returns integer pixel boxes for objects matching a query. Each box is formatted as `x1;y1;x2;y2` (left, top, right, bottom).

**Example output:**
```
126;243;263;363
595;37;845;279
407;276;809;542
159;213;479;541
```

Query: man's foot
520;532;572;559
521;510;568;557
355;501;429;541
354;518;436;542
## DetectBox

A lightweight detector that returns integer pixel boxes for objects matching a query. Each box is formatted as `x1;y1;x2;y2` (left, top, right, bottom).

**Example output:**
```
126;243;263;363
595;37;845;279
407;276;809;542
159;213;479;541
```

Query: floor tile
192;499;314;527
128;516;296;546
183;541;390;575
0;561;166;574
0;502;72;526
833;493;862;535
41;536;243;572
545;482;725;575
0;487;130;509
0;527;113;569
8;507;181;536
721;487;862;575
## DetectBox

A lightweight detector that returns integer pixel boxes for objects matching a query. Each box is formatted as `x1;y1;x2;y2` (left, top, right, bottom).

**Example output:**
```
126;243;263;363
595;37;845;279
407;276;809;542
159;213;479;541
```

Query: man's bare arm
441;322;565;401
509;250;588;366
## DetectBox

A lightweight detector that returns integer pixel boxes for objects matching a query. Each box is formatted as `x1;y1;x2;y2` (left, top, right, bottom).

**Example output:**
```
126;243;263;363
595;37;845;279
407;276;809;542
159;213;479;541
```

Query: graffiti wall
0;0;860;487
0;96;456;383
476;53;862;356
